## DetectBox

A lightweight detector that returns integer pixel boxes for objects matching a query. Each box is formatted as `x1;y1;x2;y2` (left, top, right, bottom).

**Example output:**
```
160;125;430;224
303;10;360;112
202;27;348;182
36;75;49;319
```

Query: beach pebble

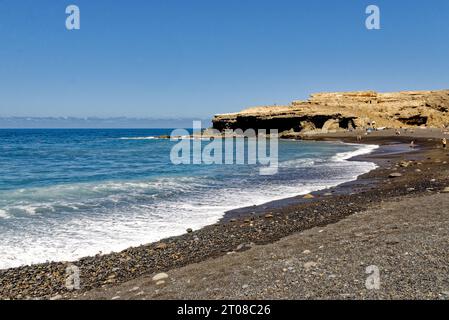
111;296;121;300
156;280;166;286
389;172;402;178
302;250;311;254
303;261;318;270
236;243;254;252
155;242;168;250
50;295;63;300
303;194;314;199
186;228;193;233
399;161;410;167
152;273;169;282
441;187;449;193
264;214;274;219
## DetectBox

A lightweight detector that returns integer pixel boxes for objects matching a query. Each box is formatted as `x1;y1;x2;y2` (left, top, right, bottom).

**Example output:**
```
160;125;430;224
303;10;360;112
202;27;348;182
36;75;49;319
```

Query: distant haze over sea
0;117;211;129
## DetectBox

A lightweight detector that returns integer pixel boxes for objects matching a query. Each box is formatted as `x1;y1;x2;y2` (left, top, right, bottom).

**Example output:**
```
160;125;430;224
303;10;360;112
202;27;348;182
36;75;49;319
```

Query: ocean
0;129;378;269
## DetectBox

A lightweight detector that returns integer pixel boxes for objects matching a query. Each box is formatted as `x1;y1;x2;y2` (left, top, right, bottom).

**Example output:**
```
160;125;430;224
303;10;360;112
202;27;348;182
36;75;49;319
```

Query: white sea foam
332;143;379;162
0;209;9;219
119;136;160;140
279;158;316;168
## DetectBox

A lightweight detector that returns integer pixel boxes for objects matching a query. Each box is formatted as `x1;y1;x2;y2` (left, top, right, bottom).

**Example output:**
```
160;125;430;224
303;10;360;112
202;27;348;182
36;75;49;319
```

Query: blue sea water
0;129;378;269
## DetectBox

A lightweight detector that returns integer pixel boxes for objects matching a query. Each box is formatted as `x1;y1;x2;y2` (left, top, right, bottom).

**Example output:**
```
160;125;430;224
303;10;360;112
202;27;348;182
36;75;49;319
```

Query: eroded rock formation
212;90;449;136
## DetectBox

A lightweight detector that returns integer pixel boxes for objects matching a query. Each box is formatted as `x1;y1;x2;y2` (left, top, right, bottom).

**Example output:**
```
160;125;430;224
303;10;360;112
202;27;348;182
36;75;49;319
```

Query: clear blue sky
1;0;448;119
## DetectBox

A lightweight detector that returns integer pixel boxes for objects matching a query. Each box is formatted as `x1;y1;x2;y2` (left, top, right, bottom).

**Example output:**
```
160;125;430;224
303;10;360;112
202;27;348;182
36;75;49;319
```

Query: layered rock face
212;90;449;135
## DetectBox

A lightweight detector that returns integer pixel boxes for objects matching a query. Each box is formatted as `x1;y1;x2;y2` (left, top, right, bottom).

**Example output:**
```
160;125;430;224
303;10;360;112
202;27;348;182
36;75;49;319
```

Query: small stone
155;242;168;250
302;250;311;254
50;295;63;300
303;194;314;199
236;244;245;251
264;214;274;219
152;272;169;282
441;187;449;193
389;172;402;178
304;261;318;269
186;228;193;233
386;239;400;245
242;284;249;289
129;286;140;292
111;296;121;300
399;161;410;167
156;280;166;286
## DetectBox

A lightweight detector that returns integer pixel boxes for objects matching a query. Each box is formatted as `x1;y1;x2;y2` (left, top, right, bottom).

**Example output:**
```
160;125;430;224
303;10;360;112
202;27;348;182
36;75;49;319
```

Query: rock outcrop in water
212;90;449;136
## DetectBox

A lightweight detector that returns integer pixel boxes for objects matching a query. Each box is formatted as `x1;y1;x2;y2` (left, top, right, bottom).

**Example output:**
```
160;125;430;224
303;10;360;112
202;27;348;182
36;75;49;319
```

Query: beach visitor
443;138;447;149
410;140;415;149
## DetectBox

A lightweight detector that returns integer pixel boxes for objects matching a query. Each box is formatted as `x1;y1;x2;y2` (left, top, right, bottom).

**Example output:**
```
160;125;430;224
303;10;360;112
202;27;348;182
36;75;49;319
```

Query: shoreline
220;140;379;223
1;130;448;299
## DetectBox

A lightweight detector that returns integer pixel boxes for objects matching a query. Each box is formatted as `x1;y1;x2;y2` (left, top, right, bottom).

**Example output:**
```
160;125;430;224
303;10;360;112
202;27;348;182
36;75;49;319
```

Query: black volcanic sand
1;133;449;300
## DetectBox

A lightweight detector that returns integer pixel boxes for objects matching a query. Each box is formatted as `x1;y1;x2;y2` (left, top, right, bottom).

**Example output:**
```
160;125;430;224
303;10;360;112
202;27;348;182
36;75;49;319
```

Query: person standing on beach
443;138;447;149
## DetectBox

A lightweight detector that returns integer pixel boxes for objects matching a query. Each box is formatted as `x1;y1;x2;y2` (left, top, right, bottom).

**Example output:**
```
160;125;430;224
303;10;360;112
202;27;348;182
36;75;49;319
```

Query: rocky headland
212;90;449;137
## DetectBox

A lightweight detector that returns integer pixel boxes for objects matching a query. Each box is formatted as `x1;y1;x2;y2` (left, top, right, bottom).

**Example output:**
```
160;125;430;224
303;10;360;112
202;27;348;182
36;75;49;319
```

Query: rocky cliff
212;90;449;135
